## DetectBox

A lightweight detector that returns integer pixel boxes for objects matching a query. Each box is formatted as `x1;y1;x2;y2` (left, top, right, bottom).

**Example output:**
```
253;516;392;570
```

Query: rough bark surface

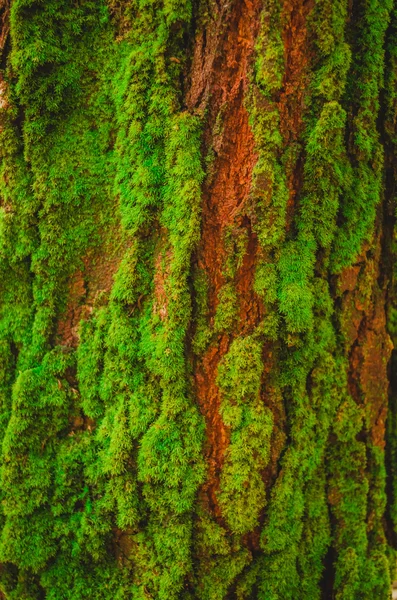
189;0;262;518
0;0;395;599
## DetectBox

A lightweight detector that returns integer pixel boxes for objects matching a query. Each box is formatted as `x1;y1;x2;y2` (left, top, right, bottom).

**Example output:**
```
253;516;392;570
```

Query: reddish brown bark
279;0;313;226
57;243;122;347
0;0;9;52
189;0;262;516
153;237;172;322
189;0;315;522
342;233;393;450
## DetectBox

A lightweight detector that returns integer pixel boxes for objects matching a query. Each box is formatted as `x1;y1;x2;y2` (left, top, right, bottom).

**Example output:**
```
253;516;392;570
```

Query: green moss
277;239;316;333
331;0;393;271
298;101;351;249
217;335;273;535
0;0;395;596
192;268;212;355
0;0;205;595
213;283;238;334
192;511;251;600
298;469;331;600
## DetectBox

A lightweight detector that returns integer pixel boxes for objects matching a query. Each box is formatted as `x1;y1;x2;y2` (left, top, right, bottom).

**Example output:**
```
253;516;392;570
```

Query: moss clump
217;335;273;535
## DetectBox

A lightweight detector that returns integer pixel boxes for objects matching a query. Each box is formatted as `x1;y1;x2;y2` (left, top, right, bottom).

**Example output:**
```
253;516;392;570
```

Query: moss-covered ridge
0;0;395;598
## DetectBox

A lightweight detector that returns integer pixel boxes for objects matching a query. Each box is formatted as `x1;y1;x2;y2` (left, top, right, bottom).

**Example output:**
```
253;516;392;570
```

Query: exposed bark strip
57;245;122;347
342;233;393;449
0;0;9;52
189;0;262;516
255;0;314;498
279;0;313;226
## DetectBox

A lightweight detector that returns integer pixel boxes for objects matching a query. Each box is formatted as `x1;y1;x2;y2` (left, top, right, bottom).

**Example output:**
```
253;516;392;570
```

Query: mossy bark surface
0;0;396;598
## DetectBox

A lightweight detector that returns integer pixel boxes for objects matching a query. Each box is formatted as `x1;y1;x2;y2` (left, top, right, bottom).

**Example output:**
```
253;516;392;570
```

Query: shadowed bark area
0;0;395;599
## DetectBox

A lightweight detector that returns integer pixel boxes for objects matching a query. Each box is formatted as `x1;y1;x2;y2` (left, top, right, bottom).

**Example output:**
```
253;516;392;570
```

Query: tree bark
0;0;395;598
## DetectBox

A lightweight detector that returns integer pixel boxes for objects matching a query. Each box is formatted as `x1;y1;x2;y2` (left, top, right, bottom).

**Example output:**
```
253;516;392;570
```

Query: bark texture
0;0;396;598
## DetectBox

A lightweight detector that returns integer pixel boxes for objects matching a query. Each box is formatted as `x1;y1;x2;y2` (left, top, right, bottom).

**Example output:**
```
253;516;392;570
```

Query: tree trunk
0;0;396;598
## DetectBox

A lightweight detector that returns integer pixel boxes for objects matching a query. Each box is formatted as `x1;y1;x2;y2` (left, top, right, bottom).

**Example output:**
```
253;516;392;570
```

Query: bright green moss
0;0;395;596
0;0;205;594
0;348;75;571
217;334;273;535
277;239;316;333
253;261;277;303
213;283;238;333
258;352;341;597
192;510;251;600
249;1;288;254
298;101;351;249
191;268;212;355
331;0;393;271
